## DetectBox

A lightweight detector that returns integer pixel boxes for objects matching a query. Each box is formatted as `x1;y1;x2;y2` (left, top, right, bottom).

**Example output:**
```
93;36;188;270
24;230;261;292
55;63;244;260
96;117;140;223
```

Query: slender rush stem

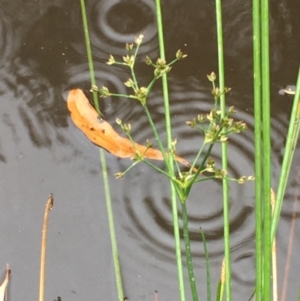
154;1;186;301
79;0;99;111
270;189;278;301
181;203;198;301
261;0;272;298
39;194;54;301
271;66;300;241
154;0;172;158
252;0;262;298
185;143;215;197
79;2;124;301
215;1;231;300
190;143;206;172
100;151;124;301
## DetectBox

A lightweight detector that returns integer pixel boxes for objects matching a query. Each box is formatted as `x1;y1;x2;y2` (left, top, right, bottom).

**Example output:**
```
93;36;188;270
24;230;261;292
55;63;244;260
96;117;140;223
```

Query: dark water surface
0;1;300;300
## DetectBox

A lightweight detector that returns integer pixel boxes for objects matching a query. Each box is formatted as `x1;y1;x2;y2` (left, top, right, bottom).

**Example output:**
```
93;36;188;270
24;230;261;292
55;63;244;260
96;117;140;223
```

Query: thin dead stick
39;194;54;301
271;189;278;301
280;171;299;301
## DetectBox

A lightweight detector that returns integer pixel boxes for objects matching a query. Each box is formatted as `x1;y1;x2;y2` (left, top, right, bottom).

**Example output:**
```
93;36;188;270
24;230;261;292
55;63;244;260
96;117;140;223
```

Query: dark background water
0;1;300;300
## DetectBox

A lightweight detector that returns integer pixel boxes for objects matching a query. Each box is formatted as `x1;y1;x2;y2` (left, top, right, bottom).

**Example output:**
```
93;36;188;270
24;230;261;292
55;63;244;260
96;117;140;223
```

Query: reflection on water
0;13;15;66
0;1;300;300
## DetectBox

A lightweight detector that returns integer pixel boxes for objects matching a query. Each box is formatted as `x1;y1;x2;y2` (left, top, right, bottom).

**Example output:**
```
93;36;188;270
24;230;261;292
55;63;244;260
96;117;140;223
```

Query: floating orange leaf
67;89;192;168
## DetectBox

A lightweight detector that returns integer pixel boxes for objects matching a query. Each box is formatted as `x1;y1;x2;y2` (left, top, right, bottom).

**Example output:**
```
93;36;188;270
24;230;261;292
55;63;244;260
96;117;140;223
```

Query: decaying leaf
67;89;193;168
0;264;10;301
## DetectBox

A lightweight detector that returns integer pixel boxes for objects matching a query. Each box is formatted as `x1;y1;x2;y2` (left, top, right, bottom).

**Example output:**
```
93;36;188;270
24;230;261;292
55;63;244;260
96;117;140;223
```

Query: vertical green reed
252;0;263;299
79;0;98;110
253;0;272;298
79;1;124;301
215;1;231;301
261;1;272;298
271;67;300;241
100;150;124;301
154;1;186;301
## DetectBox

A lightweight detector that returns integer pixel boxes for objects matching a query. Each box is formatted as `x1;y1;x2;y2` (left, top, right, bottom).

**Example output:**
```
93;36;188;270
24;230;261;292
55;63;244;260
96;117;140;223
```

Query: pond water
0;1;300;301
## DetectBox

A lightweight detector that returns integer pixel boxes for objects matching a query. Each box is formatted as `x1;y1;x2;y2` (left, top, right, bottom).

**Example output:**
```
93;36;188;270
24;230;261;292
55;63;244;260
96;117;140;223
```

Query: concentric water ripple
73;0;157;61
231;241;255;286
0;58;107;175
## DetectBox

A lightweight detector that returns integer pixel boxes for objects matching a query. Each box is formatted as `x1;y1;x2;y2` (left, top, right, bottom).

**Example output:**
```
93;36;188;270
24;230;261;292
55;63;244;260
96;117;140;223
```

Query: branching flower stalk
93;35;253;300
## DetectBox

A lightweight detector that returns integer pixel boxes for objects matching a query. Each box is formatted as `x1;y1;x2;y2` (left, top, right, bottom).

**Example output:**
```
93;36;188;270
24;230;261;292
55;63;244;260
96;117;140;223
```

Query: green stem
154;1;186;301
119;161;141;177
142;159;173;178
194;176;220;183
130;66;139;90
190;143;206;173
143;105;170;166
79;0;99;111
189;124;223;176
186;143;215;196
252;0;262;298
79;1;124;301
181;203;198;301
100;151;124;301
261;0;272;298
154;1;172;154
215;1;231;301
130;43;143;88
271;67;300;241
109;93;133;98
147;77;158;92
168;58;180;66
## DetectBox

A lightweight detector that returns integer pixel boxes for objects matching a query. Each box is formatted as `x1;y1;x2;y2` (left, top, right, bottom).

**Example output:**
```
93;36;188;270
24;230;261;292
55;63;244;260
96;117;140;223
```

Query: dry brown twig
39;193;54;301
